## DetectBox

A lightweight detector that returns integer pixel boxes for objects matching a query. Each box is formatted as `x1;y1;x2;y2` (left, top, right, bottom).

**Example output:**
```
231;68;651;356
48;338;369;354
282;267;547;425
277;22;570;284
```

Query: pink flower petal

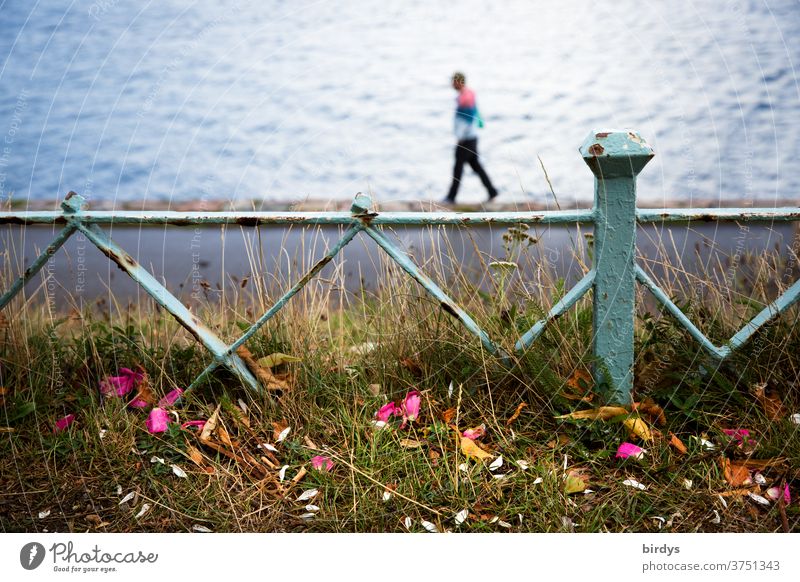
400;390;421;428
99;367;144;398
146;408;169;434
615;442;645;460
158;388;184;408
180;420;206;431
375;402;398;423
462;424;486;440
54;414;76;433
128;397;149;409
766;484;791;505
311;455;334;472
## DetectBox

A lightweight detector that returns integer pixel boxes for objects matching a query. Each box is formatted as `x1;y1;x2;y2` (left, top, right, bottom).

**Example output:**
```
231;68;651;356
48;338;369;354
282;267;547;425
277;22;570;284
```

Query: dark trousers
446;138;497;201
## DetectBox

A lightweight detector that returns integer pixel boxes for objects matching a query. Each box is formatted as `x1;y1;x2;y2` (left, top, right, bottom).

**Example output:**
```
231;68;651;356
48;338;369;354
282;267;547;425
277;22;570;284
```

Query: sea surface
1;0;799;207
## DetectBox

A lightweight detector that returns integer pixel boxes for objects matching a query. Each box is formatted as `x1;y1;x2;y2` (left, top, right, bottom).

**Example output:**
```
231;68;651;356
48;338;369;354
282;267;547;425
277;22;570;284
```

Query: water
1;0;799;207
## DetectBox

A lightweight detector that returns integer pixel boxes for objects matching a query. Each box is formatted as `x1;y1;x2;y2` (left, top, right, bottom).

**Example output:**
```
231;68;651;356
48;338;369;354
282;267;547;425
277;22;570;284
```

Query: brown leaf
547;434;571;448
669;433;688;455
368;383;382;396
563;370;594;401
633;398;667;426
236;346;290;391
216;426;234;448
506;402;527;426
555;406;628;421
564;468;589;494
441;408;457;424
751;383;785;420
130;375;156;407
399;357;422;376
200;405;220;442
186;445;206;467
721;457;752;487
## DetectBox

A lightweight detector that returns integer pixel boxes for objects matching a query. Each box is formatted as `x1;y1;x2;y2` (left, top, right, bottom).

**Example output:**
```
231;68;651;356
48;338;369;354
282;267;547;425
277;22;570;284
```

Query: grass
1;222;799;533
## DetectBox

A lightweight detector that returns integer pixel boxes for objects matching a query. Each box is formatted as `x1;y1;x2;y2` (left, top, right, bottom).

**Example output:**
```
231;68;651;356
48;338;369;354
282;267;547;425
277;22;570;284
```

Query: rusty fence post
580;130;654;405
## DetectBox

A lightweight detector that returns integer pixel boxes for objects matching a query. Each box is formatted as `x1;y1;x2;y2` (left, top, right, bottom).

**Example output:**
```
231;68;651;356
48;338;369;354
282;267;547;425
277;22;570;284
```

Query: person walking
444;71;498;204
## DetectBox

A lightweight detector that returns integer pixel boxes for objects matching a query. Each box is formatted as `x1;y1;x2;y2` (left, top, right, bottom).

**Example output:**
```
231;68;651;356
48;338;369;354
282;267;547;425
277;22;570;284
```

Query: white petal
99;429;107;439
717;495;728;509
279;465;289;482
370;420;388;429
237;399;248;414
747;492;770;506
258;443;279;452
454;509;468;525
403;516;412;529
421;520;439;533
533;477;543;485
115;485;122;496
119;492;135;505
38;510;51;519
683;479;693;490
171;464;187;478
134;503;151;519
300;513;316;520
583;489;595;494
192;524;213;533
277;427;291;443
297;488;318;502
490;516;499;523
492;473;506;480
622;479;647;490
489;455;503;471
498;520;512;528
458;463;468;473
515;460;530;470
150;456;165;465
382;490;392;502
790;413;800;425
754;473;767;485
447;381;454;398
305;504;320;512
710;510;721;524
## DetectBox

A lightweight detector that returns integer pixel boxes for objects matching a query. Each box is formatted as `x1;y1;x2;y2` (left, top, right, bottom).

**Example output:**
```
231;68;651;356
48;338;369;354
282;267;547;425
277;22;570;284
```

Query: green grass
1;225;799;533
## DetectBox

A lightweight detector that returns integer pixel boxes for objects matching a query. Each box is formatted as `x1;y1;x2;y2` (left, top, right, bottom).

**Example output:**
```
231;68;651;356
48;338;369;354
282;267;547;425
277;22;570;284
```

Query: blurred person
444;71;498;204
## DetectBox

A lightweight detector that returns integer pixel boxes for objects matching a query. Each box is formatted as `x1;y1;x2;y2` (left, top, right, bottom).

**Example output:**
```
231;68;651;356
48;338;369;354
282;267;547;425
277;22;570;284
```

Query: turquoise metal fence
1;130;799;405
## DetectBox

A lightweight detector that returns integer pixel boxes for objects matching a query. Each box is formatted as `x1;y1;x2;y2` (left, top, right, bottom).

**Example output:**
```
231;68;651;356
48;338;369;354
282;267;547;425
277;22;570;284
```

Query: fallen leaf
420;520;439;533
506;402;528;426
564;470;587;494
297;488;318;502
623;417;653;442
171;464;188;479
669;433;688;455
368;383;381;396
399;439;423;449
186;445;205;467
751;383;785;420
200;405;220;442
257;353;302;368
399;358;423;376
441;408;456;424
237;346;290;390
454;509;469;525
460;435;493;461
555;406;628;421
547;434;571;448
720;458;752;487
632;398;667;426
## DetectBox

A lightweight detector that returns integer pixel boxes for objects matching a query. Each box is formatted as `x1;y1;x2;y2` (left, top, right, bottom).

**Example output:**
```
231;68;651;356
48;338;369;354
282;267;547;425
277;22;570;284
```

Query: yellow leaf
460;436;494;461
399;439;423;449
623;417;653;442
554;406;628;421
564;471;587;494
258;353;302;368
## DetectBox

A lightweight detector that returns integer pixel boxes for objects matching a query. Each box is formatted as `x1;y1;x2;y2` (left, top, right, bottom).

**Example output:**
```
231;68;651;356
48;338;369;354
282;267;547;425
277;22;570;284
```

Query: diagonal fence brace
181;224;363;400
0;224;77;310
61;194;263;396
515;269;596;352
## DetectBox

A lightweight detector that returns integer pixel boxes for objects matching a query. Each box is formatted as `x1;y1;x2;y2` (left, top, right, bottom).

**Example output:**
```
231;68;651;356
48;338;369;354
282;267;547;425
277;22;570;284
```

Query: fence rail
1;129;799;405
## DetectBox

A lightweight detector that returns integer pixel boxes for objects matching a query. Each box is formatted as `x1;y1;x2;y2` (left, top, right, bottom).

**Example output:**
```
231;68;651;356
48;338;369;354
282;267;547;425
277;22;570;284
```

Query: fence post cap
61;191;88;213
350;192;373;215
580;129;654;178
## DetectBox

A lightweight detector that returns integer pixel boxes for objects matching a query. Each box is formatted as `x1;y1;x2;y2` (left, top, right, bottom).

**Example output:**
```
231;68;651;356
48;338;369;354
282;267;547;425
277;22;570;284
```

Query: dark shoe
487;189;499;202
441;197;456;206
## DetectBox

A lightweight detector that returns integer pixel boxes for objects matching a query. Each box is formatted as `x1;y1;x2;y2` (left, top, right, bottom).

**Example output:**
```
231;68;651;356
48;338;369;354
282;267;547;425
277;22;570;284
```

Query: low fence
1;130;798;405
